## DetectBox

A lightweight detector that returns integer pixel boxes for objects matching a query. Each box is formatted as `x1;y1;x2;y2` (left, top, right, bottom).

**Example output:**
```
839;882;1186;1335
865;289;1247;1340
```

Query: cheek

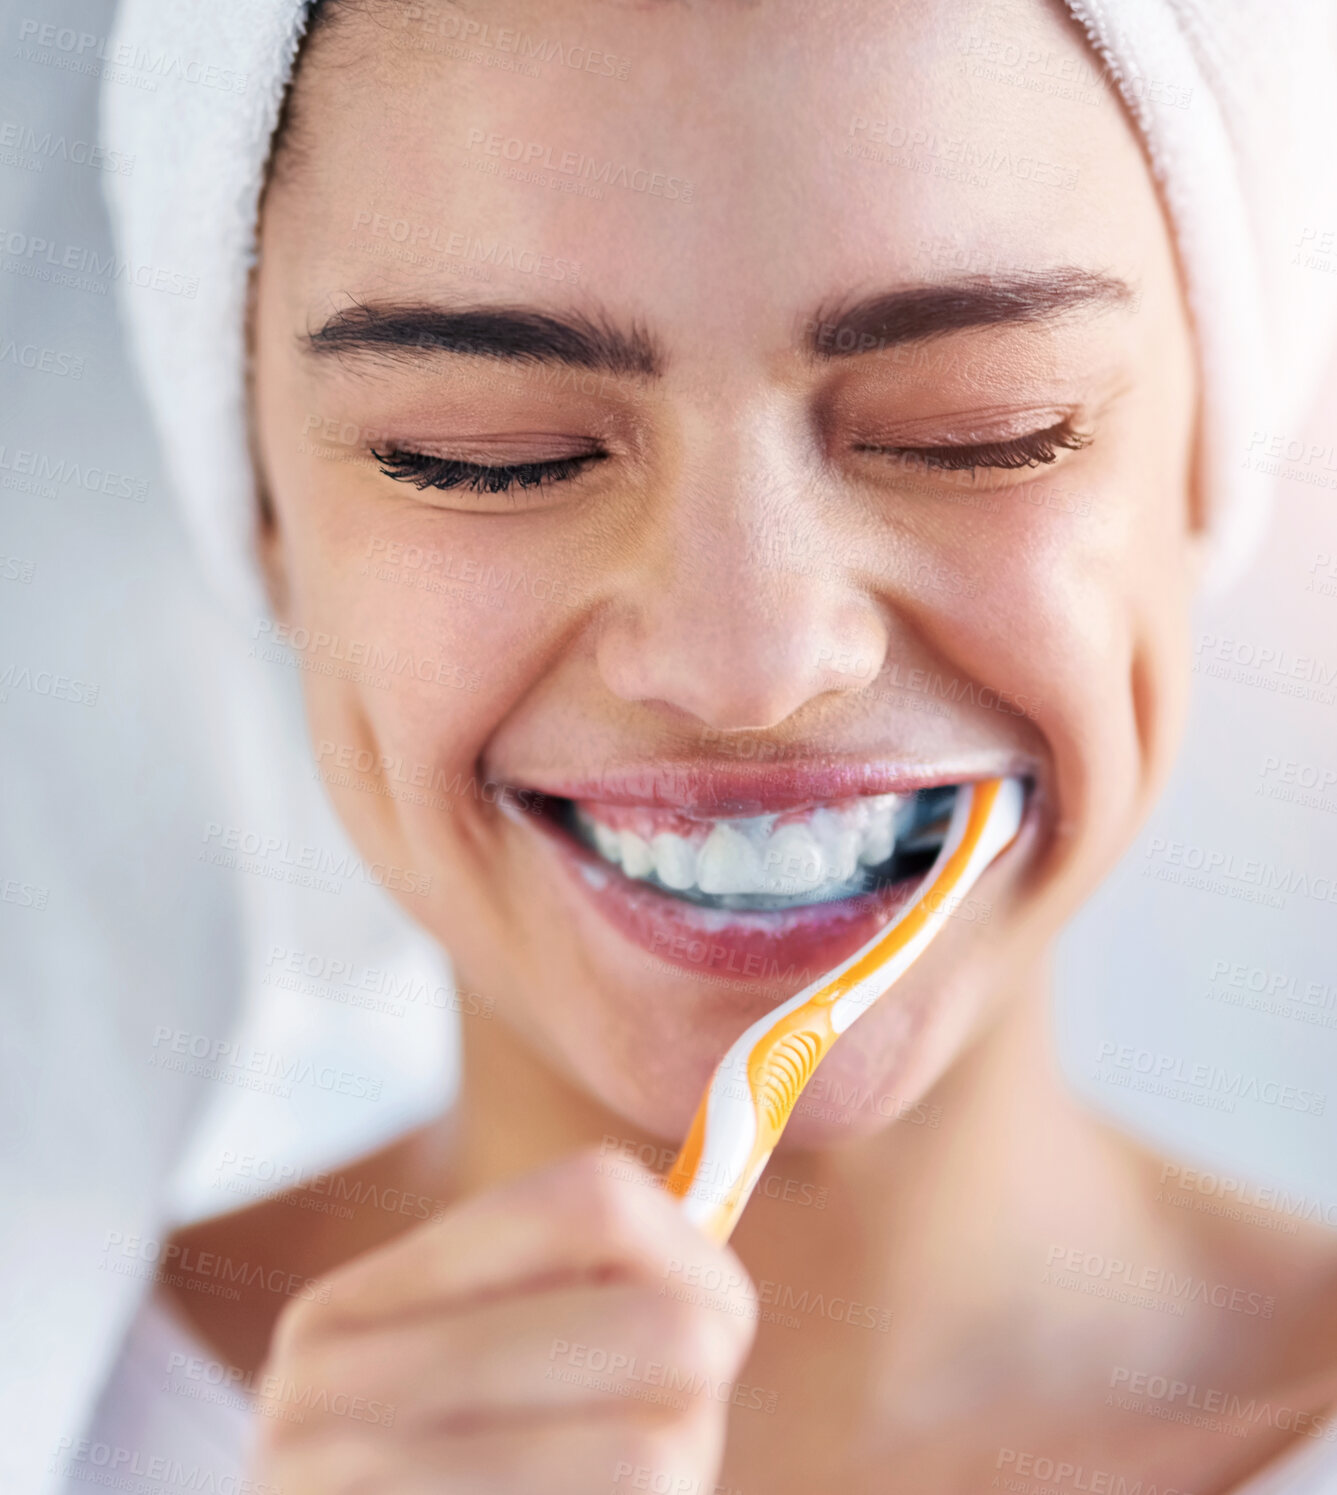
898;451;1191;878
265;451;605;855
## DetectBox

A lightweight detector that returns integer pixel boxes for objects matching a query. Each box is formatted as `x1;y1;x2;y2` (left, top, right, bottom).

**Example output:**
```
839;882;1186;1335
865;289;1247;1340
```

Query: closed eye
370;418;1087;501
856;419;1091;473
370;446;607;495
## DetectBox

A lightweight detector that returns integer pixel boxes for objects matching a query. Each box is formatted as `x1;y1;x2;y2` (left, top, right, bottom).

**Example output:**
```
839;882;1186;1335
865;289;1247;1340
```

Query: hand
250;1148;760;1493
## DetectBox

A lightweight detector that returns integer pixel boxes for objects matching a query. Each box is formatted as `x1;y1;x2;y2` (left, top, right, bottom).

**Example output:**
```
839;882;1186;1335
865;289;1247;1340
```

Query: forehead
271;0;1162;334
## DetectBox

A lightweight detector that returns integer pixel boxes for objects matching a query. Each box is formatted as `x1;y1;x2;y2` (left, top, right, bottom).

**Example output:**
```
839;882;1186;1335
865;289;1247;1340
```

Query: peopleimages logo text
0;228;199;297
465;129;695;201
16;19;249;92
1096;1041;1325;1115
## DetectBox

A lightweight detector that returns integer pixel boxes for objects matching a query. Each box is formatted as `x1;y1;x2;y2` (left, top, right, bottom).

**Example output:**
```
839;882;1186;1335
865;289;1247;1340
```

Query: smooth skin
161;0;1337;1490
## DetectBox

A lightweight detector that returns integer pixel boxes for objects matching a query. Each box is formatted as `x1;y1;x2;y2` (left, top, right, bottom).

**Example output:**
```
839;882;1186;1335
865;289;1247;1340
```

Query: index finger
306;1147;752;1332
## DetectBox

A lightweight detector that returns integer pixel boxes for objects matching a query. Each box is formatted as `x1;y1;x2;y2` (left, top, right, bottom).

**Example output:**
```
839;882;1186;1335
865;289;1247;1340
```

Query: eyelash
858;420;1091;472
370;418;1090;496
370;447;605;494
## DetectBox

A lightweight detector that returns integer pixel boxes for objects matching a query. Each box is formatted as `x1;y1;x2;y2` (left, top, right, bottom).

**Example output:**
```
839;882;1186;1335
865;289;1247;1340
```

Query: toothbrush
664;776;1025;1243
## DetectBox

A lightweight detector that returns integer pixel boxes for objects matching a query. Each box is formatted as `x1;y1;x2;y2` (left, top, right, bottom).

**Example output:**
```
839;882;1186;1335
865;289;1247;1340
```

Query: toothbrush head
665;775;1025;1242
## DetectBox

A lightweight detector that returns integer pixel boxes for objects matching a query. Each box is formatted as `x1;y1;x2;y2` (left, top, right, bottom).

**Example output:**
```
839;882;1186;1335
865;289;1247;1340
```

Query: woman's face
252;0;1199;1144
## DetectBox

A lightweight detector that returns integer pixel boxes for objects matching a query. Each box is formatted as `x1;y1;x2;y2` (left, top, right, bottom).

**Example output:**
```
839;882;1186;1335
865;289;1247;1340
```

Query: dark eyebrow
804;269;1134;358
303;269;1130;377
304;301;663;377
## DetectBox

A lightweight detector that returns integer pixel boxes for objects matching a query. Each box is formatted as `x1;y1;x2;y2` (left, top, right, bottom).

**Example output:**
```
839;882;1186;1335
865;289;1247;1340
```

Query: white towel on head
103;0;317;623
101;0;1337;610
1063;0;1337;586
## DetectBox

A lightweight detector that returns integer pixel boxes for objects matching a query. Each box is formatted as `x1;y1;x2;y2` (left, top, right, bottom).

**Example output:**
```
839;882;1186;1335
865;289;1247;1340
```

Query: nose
595;422;890;733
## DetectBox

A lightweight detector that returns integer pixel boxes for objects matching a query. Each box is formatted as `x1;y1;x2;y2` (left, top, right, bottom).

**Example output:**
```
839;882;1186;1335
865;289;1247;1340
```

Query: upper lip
504;756;1041;818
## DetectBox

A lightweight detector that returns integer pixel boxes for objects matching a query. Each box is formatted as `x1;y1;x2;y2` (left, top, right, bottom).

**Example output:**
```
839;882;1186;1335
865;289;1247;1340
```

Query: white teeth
812;809;861;884
858;813;895;868
861;801;900;866
591;821;622;863
697;823;763;895
761;823;825;895
618;828;654;878
574;792;918;902
651;832;697;891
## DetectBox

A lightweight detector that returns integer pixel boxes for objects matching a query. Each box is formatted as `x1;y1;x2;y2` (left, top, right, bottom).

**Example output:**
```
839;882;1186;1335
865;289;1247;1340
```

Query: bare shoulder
161;1124;455;1374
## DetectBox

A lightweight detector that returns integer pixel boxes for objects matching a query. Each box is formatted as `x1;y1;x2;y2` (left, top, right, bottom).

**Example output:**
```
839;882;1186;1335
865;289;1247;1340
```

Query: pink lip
513;758;1037;818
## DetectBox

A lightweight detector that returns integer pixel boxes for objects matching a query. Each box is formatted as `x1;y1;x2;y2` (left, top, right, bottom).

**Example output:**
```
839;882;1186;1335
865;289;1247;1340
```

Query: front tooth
696;823;764;895
651;832;697;891
760;823;827;895
809;808;859;884
581;791;923;899
618;828;654;878
590;820;622;865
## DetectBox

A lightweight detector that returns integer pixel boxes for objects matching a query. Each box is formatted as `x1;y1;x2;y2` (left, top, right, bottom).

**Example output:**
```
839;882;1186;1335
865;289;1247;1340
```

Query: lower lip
522;805;953;985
